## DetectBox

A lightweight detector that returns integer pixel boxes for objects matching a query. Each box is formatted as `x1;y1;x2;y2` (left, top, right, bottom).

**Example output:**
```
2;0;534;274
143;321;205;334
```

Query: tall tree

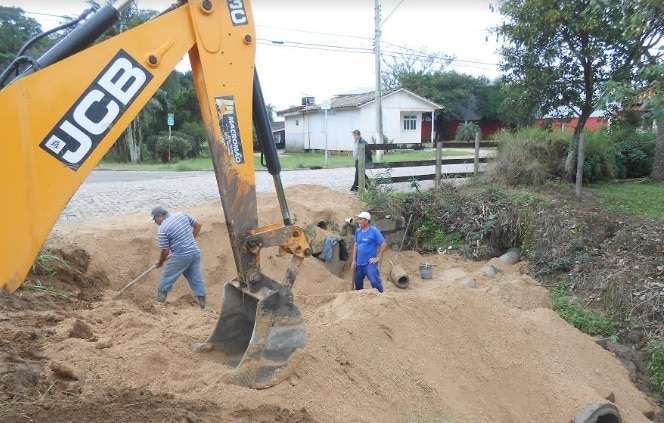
381;49;450;90
496;0;663;196
0;7;47;69
87;1;160;162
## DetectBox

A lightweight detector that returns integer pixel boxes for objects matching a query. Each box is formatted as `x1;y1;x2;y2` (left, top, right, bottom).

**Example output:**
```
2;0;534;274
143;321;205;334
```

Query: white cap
357;211;371;220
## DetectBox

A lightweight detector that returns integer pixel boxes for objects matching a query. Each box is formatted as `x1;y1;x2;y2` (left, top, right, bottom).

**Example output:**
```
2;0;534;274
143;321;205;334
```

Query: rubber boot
156;291;167;305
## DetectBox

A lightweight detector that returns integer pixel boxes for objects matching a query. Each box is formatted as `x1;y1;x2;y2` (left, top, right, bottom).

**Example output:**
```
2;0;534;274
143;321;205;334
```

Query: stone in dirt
462;277;480;289
68;319;94;340
191;342;214;353
481;264;500;278
499;248;521;265
95;340;113;349
50;361;78;380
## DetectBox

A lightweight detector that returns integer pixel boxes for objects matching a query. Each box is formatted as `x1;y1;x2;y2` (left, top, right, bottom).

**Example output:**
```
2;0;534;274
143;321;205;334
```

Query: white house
277;88;442;152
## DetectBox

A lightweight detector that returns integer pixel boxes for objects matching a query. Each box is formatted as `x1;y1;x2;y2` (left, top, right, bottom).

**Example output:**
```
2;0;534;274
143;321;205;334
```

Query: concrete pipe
574;402;621;423
389;263;410;289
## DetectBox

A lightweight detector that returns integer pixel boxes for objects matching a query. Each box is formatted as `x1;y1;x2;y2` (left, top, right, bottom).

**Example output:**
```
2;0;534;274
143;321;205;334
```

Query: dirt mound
3;185;660;422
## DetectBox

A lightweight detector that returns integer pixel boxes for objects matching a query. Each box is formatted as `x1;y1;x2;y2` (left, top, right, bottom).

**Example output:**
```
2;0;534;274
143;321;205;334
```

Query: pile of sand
41;185;657;422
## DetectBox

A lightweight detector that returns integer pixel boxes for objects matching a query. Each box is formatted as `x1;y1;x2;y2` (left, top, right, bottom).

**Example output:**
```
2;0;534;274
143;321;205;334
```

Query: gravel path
59;162;484;224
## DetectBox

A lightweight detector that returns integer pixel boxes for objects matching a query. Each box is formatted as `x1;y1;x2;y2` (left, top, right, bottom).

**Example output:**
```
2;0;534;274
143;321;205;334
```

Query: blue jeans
159;253;206;297
354;263;384;293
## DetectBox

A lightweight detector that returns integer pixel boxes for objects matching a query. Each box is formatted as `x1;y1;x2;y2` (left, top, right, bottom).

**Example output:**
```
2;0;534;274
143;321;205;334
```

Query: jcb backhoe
0;0;312;389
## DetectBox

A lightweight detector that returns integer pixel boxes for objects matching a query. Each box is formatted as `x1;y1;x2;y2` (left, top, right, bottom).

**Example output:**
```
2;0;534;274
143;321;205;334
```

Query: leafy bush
491;126;656;185
610;128;656;178
583;131;618;182
413;221;463;252
551;283;617;337
369;184;540;258
153;131;195;162
490;127;570;185
455;122;480;141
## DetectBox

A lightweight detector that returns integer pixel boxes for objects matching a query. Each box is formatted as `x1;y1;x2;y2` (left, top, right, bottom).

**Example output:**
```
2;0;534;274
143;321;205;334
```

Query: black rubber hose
252;69;281;176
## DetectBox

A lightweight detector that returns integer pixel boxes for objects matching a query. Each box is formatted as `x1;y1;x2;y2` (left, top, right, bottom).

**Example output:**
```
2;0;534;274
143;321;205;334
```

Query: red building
534;115;607;132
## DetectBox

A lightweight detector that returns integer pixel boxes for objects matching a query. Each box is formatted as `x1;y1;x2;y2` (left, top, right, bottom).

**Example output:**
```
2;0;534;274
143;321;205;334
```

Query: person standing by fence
350;129;372;192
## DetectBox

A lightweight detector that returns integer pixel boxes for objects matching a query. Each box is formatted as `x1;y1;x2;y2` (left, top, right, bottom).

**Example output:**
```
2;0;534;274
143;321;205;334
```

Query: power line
256;25;498;67
22;10;73;19
258;38;498;68
381;0;406;26
257;25;373;41
257;40;495;72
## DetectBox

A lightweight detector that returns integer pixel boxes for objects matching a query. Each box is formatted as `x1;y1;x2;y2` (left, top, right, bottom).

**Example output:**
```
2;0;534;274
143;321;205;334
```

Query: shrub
455;122;480;141
611;128;656;178
583;131;618;182
490;127;570;185
490;126;656;185
154;131;195;162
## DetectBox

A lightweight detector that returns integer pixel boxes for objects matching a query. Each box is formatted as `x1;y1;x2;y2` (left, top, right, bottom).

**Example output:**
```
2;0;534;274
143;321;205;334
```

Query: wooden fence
357;134;497;196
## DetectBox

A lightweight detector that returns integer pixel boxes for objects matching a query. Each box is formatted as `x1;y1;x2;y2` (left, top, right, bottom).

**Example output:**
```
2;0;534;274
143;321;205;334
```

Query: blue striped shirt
157;213;200;257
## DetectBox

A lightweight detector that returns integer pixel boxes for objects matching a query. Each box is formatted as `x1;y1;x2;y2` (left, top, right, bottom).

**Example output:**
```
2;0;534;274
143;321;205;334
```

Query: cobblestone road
59;162;483;224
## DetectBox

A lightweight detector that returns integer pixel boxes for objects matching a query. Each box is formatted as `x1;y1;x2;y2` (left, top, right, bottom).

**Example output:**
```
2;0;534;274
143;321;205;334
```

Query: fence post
474;132;480;176
435;141;442;188
358;142;366;197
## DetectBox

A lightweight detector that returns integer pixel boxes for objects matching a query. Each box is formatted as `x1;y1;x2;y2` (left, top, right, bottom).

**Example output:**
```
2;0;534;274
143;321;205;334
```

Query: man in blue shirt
151;206;206;309
352;211;387;292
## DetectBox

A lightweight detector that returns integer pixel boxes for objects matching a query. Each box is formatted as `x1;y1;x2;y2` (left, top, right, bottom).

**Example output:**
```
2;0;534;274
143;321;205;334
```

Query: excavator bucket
206;278;305;389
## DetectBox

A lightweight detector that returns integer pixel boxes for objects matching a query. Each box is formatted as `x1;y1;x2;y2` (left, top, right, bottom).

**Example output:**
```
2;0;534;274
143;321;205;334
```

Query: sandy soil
2;185;659;422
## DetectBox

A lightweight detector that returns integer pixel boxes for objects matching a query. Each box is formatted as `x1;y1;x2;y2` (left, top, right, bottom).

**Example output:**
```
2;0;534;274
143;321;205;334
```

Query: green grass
551;283;617;337
647;341;664;396
97;149;476;172
591;181;664;219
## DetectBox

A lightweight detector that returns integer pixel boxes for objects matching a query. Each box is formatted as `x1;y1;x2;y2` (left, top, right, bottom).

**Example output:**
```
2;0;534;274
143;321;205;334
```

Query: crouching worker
151;206;206;309
352;211;387;292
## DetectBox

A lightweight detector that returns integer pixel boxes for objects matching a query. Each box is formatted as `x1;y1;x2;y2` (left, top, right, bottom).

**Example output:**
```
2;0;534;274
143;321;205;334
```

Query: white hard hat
357;211;371;220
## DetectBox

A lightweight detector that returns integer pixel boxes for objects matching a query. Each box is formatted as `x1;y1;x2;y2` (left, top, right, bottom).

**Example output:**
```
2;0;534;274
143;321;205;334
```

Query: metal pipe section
15;0;132;81
273;174;292;226
253;69;291;225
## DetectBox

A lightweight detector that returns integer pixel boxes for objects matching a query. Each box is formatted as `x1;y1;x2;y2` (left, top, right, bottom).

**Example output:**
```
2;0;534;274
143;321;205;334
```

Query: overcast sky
4;0;503;110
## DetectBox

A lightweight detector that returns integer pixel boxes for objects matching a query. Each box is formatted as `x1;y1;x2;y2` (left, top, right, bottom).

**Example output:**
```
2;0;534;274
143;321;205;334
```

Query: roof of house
277;88;442;116
271;121;285;132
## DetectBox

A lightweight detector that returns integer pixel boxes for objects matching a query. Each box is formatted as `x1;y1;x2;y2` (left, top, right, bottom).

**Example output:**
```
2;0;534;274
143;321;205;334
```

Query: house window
403;114;417;131
295;119;299;126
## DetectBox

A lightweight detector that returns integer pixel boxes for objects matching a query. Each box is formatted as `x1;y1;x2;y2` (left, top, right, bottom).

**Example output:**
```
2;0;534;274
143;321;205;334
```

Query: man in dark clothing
350;129;372;192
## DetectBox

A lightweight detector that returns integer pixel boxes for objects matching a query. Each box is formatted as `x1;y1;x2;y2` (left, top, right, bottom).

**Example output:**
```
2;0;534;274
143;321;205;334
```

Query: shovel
114;264;157;299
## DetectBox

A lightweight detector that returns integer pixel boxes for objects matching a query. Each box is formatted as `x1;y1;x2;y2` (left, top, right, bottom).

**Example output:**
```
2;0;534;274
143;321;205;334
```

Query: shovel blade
207;279;305;389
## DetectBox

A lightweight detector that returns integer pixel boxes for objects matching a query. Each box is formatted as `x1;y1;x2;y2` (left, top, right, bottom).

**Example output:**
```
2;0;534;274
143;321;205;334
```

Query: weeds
551;283;617;337
646;341;664;395
27;280;72;300
32;251;72;276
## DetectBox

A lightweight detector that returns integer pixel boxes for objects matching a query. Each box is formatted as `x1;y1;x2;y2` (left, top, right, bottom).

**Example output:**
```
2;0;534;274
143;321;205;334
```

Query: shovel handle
114;264;157;298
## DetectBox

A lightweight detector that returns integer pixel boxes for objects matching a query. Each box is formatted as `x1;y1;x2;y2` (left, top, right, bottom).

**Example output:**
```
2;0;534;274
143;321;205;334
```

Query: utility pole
374;0;384;162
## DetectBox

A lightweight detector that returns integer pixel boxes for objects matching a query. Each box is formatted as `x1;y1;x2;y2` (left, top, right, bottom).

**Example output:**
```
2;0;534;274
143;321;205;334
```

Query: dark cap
150;206;168;218
352;129;361;135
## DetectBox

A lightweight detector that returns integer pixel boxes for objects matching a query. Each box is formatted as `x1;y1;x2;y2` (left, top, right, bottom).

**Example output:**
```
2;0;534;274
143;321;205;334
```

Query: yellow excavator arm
0;0;310;389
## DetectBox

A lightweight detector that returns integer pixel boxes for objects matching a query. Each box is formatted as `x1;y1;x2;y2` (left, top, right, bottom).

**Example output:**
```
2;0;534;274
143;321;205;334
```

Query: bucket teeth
203;279;305;389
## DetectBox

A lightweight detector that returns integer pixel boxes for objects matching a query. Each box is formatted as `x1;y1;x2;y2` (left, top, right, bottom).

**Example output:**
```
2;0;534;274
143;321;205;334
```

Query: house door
421;112;432;142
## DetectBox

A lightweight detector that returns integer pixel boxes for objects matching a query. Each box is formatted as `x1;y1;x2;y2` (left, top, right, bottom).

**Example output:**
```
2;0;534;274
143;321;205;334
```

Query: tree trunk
651;118;664;180
564;111;591;180
575;132;586;199
126;118;141;163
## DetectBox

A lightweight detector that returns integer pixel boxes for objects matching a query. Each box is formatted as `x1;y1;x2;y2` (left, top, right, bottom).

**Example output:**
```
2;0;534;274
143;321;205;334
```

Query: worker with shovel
352;211;386;292
151;206;206;309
